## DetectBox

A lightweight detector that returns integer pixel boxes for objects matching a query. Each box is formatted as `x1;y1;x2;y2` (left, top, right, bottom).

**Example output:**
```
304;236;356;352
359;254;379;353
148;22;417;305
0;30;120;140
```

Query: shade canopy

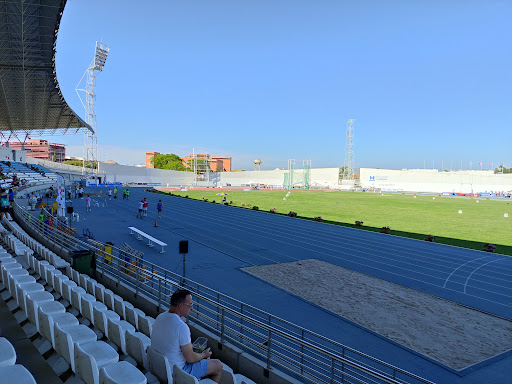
0;0;91;138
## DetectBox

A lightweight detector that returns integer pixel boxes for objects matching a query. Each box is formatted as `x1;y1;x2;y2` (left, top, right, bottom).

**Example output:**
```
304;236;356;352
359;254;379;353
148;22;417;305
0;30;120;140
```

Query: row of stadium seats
0;161;57;184
0;243;37;384
0;224;156;383
1;217;255;384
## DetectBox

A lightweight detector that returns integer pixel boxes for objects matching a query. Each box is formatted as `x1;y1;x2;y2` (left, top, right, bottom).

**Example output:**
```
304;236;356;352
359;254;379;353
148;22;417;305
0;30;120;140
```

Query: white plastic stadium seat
16;282;44;312
61;280;78;303
70;286;87;312
99;360;147;384
94;283;105;302
90;301;108;327
80;293;97;322
138;315;155;338
8;274;35;303
0;337;16;367
147;346;172;383
54;274;70;296
173;364;217;383
1;262;23;283
113;295;126;319
0;364;36;384
125;330;151;370
124;304;145;330
94;309;120;338
103;289;115;310
74;341;119;384
7;269;30;295
54;322;97;372
86;277;97;296
235;375;257;384
25;291;58;330
107;318;135;354
38;306;79;347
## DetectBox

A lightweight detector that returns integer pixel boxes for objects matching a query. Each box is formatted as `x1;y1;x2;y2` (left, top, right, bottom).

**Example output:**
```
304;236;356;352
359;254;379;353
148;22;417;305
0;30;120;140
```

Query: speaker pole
179;240;189;286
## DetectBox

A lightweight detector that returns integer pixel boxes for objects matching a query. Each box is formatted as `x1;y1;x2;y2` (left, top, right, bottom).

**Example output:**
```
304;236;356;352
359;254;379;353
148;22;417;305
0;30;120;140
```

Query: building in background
146;151;160;168
211;156;232;172
181;154;232;172
146;151;232;172
7;138;66;162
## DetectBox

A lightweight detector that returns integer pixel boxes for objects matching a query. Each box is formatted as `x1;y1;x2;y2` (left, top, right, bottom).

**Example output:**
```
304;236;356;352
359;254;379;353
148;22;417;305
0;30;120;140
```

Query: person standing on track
126;188;130;200
114;186;118;199
137;199;144;219
85;195;91;211
143;197;148;216
157;200;163;219
108;188;112;200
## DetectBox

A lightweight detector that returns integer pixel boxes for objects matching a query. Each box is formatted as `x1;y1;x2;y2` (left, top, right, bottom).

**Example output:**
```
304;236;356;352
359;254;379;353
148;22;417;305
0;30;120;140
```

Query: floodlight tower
341;119;355;180
76;41;110;180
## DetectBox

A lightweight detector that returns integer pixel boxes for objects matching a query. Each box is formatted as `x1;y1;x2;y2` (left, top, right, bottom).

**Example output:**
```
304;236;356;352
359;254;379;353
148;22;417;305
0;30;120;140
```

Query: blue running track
51;187;512;384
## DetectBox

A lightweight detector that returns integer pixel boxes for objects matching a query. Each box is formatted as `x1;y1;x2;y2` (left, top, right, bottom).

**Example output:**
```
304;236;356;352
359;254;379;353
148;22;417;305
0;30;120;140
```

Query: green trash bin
70;250;94;274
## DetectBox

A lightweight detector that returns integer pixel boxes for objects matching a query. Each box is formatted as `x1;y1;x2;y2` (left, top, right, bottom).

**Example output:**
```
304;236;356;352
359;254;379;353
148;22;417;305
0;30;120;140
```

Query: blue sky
54;0;511;171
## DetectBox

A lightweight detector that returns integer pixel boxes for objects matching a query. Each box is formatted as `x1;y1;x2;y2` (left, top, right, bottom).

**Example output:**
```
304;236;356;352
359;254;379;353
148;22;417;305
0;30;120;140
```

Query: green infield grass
165;190;512;256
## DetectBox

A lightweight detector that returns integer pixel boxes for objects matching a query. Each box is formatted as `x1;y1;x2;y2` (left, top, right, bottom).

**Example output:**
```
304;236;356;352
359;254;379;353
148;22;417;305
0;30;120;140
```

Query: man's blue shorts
182;359;208;378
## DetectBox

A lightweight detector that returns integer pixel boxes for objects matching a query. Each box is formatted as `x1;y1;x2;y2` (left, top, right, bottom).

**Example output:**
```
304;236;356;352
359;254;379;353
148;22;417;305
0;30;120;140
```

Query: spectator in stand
8;189;14;207
151;289;223;382
0;189;9;222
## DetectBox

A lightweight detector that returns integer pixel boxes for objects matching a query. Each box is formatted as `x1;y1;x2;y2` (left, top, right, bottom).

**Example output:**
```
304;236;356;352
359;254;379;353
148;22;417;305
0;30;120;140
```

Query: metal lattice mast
76;41;110;180
342;119;355;180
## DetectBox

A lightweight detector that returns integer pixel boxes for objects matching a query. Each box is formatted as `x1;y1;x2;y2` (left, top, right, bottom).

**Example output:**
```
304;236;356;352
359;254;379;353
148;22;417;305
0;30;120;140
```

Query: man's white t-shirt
151;312;190;369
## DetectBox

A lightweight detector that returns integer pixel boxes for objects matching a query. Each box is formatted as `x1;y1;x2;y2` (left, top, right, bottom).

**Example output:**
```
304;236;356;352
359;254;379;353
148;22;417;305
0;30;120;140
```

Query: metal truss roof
0;0;92;138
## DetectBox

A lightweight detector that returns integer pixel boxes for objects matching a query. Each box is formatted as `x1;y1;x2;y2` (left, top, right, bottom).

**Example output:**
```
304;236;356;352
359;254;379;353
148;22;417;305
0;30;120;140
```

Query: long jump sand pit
243;259;512;370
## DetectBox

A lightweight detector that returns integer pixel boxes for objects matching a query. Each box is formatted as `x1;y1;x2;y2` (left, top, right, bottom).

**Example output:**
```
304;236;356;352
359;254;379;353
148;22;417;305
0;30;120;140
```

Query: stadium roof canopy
0;0;92;140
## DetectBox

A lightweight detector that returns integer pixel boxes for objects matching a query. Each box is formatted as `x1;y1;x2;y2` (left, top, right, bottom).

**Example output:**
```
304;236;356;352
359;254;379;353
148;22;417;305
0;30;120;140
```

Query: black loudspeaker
179;240;188;254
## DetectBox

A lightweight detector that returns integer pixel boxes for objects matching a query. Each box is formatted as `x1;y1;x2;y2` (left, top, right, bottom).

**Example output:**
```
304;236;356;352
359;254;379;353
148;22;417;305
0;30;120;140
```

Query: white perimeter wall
217;168;340;188
359;168;512;193
40;161;510;194
220;169;286;186
98;163;195;186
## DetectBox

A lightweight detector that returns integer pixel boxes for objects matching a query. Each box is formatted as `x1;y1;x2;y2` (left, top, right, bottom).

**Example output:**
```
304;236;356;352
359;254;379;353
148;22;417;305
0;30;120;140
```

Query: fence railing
12;201;434;384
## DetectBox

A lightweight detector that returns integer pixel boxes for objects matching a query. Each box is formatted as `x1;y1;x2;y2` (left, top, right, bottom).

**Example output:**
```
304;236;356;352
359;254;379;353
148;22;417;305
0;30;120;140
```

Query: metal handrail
12;201;434;384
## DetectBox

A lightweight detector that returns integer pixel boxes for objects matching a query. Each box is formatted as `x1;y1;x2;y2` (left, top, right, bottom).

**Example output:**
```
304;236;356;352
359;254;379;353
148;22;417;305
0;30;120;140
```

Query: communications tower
341;119;355;180
76;41;110;180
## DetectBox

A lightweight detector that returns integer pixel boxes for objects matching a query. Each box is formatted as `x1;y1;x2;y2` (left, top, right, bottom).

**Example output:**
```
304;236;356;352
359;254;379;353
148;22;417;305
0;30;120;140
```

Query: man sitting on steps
151;289;223;382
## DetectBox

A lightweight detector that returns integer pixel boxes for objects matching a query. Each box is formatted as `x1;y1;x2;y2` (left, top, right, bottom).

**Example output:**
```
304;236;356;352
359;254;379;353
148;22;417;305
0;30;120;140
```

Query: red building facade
8;138;66;162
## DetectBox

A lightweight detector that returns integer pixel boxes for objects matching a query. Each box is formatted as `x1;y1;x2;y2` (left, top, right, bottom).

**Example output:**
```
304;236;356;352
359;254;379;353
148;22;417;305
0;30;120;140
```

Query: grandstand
1;2;511;384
